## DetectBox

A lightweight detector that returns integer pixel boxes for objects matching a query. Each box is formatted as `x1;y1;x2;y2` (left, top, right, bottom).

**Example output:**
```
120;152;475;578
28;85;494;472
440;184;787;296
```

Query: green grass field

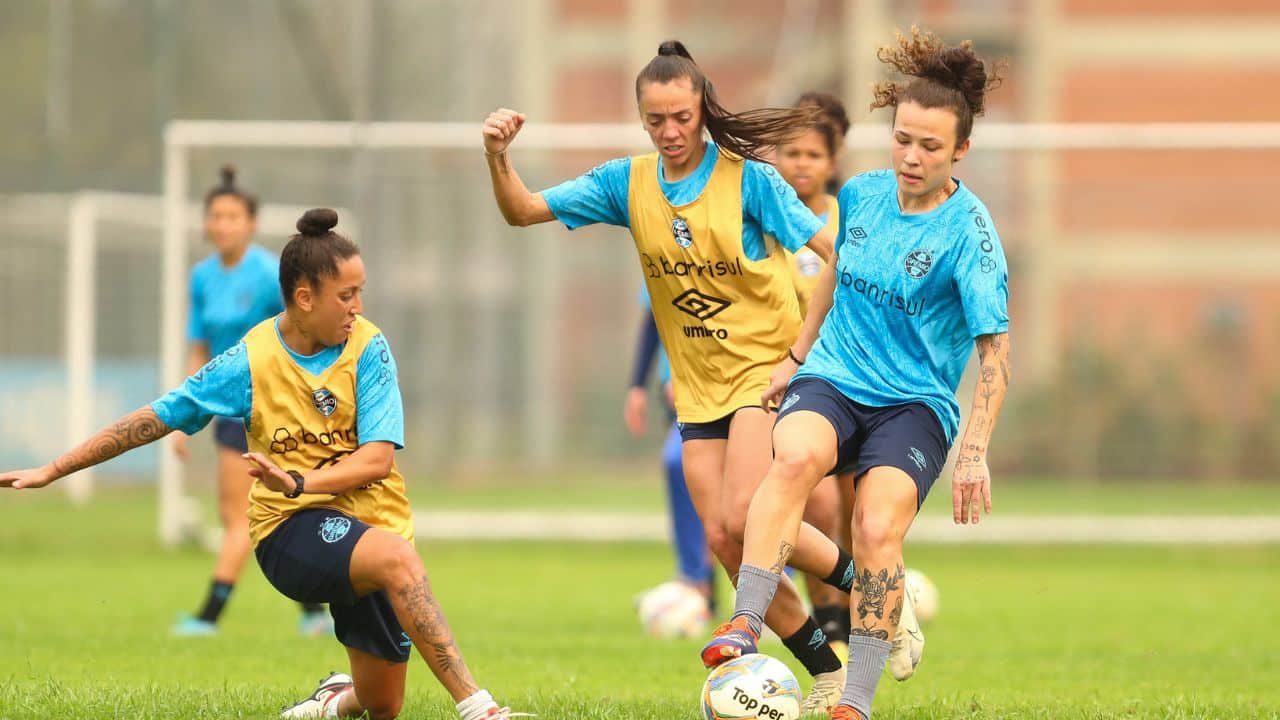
2;484;1279;719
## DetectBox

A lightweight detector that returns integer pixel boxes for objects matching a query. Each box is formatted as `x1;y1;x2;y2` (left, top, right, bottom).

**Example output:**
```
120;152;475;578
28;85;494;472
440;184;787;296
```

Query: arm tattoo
768;541;795;574
853;564;904;620
395;577;478;696
51;407;170;478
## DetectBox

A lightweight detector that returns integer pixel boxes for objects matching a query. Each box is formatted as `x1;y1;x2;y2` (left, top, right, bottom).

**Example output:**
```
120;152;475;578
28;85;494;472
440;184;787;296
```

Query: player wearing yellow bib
1;209;525;720
483;41;861;712
774;92;855;649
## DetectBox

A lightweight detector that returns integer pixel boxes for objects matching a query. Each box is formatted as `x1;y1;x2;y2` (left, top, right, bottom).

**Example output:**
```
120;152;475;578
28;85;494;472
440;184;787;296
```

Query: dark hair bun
297;208;339;236
657;40;693;60
219;164;237;189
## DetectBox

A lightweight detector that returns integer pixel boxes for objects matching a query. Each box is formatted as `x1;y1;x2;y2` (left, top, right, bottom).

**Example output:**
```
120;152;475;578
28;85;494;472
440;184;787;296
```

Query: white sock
456;689;496;720
323;688;351;718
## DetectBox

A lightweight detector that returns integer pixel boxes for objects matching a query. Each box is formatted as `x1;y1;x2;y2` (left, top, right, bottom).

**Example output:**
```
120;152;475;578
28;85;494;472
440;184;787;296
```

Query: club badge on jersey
312;388;338;416
672;217;693;248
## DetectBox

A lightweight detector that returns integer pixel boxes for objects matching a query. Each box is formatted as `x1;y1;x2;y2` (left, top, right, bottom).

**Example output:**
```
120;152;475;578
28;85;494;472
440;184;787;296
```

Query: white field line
413;511;1280;544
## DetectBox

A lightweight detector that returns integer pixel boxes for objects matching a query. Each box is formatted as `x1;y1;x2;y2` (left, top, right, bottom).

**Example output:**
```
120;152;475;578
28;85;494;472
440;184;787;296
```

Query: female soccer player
704;29;1011;720
774;92;854;646
483;40;855;712
169;166;330;638
2;209;525;720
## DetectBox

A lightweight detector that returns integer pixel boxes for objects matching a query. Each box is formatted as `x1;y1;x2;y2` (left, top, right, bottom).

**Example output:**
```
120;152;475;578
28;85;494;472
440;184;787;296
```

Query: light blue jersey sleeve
151;342;252;435
952;205;1010;338
355;333;405;449
742;160;825;254
541;157;632;230
186;266;207;344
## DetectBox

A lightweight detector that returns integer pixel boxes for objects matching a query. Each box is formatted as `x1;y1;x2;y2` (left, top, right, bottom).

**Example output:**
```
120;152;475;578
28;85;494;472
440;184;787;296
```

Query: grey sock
840;635;891;719
731;564;781;636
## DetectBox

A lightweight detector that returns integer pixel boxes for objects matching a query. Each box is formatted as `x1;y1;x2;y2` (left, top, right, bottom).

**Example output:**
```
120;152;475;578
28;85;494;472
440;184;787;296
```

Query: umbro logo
671;289;732;320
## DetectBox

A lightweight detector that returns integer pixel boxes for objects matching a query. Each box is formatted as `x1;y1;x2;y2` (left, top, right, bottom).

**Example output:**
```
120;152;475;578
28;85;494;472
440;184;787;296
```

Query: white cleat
280;672;353;719
888;583;924;681
480;708;537;719
799;668;846;716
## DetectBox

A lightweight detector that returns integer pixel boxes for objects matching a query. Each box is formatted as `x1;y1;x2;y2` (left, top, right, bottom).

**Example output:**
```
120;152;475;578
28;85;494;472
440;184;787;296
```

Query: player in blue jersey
704;29;1011;720
169;166;330;638
3;209;526;720
485;41;858;712
625;289;714;606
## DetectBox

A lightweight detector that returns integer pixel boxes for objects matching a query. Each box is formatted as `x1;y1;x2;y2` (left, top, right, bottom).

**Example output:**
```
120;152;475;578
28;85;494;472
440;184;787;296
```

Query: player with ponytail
484;40;855;713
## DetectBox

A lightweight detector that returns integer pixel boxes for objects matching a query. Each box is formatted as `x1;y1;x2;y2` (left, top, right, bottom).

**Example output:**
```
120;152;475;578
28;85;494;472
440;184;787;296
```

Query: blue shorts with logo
255;508;411;663
213;418;249;452
776;376;949;509
678;406;771;442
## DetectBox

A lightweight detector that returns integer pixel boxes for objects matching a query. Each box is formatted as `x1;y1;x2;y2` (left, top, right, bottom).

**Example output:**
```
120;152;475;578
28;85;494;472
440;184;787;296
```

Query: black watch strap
285;470;305;498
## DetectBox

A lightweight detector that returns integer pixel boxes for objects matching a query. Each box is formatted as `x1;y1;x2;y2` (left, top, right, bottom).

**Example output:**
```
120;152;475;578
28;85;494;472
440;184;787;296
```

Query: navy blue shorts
776;377;949;509
213;418;248;453
255;509;411;663
677;406;770;442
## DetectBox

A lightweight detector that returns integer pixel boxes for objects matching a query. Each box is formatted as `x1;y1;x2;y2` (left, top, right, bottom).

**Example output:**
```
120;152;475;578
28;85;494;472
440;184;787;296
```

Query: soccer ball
700;653;801;720
905;568;939;624
636;581;710;638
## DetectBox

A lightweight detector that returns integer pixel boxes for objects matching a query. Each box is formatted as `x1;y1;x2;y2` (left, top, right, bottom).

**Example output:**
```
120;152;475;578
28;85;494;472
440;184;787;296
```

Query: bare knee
853;510;903;557
376;538;424;592
772;444;824;490
361;694;403;720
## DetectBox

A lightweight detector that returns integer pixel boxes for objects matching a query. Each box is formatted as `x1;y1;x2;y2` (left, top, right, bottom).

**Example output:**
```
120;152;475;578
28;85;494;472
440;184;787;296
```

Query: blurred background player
625;287;715;610
483;40;857;714
706;29;1010;720
169;166;330;638
1;209;525;720
773;92;855;649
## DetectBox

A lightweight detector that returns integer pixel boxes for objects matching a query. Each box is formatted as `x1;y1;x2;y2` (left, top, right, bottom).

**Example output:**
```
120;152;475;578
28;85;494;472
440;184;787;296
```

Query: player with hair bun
169;165;332;638
2;209;527;720
705;28;1011;720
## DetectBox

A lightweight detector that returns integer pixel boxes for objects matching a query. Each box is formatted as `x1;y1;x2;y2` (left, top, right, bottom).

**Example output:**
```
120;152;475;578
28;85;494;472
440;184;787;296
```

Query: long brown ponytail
635;40;816;164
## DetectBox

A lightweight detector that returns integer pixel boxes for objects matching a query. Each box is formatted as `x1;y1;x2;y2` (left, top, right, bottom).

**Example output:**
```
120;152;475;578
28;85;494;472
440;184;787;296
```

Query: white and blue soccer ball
636;581;710;639
701;653;801;720
905;568;939;624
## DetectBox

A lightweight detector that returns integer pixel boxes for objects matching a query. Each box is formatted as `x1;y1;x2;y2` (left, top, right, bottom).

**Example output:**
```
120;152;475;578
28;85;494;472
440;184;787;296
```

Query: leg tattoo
853;565;904;620
395;577;478;696
768;541;795;574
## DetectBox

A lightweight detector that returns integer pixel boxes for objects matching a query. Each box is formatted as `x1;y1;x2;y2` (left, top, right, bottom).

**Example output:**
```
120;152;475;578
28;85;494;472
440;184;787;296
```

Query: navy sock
299;602;325;615
823;549;857;593
782;617;844;676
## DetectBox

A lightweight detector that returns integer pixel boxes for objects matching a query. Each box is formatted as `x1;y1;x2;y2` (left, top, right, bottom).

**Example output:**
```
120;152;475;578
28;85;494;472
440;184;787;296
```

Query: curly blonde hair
871;27;1004;144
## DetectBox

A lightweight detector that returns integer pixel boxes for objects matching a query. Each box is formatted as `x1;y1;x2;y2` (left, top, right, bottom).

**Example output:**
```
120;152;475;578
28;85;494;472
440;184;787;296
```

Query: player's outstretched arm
951;331;1010;525
1;406;172;490
803;225;835;263
482;107;555;227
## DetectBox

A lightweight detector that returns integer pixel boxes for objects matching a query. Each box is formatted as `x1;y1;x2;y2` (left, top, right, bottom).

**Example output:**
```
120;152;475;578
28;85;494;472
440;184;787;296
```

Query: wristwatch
285;470;305;498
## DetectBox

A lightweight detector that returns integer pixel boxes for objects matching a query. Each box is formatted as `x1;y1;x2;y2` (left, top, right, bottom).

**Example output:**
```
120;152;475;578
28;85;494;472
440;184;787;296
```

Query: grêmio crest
311;388;338;417
671;216;693;248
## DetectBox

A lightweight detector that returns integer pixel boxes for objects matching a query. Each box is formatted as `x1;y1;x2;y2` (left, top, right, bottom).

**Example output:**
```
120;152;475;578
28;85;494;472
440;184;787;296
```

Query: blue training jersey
152;318;405;448
540;141;824;260
797;170;1009;442
188;244;285;356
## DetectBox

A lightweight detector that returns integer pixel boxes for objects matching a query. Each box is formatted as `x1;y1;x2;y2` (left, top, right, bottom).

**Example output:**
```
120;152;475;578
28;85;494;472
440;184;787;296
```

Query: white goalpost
158;119;1280;546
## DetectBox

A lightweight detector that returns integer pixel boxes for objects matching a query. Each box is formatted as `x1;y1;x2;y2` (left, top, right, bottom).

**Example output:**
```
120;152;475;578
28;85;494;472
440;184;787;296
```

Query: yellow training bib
786;194;838;317
243;315;412;545
628;151;802;423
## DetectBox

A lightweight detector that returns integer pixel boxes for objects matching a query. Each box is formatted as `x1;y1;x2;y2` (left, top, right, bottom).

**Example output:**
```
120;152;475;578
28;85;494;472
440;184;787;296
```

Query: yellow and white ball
701;654;801;720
